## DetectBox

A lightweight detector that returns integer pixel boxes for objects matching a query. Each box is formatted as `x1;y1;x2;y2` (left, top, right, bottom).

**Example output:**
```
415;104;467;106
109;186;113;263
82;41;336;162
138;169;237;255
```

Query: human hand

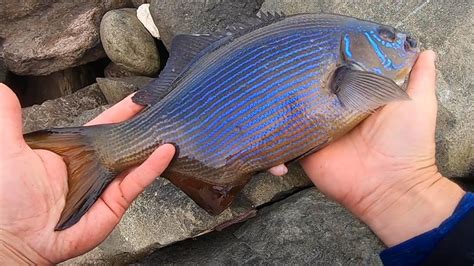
0;84;175;264
300;51;465;247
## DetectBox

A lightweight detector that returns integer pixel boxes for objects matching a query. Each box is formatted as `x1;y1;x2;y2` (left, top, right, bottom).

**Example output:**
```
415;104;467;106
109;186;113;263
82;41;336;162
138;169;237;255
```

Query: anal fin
163;170;251;215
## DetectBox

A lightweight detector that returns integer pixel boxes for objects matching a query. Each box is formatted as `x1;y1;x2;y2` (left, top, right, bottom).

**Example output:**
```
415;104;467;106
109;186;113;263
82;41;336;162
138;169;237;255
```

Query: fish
24;13;420;230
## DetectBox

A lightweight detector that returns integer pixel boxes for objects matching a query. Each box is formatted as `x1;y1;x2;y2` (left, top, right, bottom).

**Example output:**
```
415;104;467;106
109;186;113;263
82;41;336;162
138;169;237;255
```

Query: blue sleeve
379;192;474;266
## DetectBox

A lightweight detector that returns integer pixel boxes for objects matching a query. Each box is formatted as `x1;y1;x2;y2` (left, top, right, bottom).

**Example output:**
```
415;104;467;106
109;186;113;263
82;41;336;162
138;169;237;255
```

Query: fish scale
24;13;419;230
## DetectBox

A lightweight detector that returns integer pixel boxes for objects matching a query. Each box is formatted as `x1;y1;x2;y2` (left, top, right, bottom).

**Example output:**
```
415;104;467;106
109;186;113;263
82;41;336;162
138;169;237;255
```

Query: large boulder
260;0;474;178
149;0;264;48
139;188;383;265
100;8;160;76
0;1;132;76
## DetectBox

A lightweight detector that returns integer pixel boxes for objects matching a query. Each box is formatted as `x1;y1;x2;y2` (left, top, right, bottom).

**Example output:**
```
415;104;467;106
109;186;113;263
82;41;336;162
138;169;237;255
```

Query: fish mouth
404;35;419;52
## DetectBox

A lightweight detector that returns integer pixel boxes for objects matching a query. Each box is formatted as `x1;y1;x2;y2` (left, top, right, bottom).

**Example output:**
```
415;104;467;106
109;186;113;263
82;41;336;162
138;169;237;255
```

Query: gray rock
68;165;312;264
100;8;160;76
20;63;100;106
0;1;132;76
149;0;264;48
72;105;111;126
139;188;383;265
260;0;474;178
22;83;107;133
97;76;153;104
104;62;141;78
132;0;150;8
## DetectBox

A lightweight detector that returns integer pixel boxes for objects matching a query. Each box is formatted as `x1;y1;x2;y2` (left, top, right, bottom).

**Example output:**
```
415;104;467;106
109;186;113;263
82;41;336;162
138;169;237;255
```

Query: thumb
406;50;437;103
0;83;25;153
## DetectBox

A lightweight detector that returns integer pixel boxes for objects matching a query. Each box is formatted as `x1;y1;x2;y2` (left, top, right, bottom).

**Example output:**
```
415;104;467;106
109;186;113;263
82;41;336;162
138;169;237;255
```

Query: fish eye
378;26;396;42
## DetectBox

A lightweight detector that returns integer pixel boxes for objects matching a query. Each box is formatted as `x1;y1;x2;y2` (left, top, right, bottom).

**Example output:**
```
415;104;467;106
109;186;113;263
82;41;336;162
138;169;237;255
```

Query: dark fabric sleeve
380;192;474;266
422;209;474;265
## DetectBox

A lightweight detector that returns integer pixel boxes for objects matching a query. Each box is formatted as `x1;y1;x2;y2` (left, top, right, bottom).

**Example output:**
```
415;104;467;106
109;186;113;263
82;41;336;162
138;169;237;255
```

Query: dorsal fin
132;34;221;105
132;12;286;106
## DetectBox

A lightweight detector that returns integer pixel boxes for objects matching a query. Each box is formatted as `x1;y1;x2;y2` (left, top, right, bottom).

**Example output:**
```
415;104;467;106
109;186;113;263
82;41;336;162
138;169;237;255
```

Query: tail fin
24;127;115;230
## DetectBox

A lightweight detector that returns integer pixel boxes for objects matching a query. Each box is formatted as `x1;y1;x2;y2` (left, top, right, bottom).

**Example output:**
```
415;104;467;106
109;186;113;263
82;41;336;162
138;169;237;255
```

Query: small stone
96;76;153;104
22;83;107;133
100;8;160;76
137;4;160;38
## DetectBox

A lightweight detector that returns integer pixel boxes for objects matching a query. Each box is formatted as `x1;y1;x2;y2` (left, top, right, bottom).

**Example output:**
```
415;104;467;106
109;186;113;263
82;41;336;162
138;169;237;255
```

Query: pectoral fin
332;66;409;112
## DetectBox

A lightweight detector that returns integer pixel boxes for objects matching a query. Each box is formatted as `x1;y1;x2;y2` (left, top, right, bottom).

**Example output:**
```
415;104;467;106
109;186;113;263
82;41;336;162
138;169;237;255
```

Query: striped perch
24;13;419;230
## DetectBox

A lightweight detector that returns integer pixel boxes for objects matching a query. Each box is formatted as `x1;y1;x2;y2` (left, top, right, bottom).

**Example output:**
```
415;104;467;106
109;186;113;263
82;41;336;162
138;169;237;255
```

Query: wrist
356;171;465;247
0;229;52;265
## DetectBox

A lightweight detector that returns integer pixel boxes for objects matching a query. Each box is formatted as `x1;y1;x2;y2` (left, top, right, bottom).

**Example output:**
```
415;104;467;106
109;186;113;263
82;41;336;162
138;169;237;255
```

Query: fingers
406;50;436;101
118;144;175;203
86;94;145;126
0;83;26;153
99;143;175;218
267;164;288;176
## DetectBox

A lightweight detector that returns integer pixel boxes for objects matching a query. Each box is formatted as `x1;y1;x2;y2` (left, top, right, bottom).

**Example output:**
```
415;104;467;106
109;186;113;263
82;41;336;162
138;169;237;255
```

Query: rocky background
0;0;472;265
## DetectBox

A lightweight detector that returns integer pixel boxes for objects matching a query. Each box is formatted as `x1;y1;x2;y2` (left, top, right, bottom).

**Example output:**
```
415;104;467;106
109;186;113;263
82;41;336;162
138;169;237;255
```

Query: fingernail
426;50;437;62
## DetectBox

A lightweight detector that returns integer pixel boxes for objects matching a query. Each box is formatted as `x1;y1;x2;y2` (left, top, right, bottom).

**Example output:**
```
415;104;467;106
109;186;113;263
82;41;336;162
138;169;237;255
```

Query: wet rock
139;188;383;265
104;62;140;78
100;8;160;76
149;0;264;48
261;0;474;178
0;1;132;76
68;165;312;264
96;76;153;104
22;83;107;133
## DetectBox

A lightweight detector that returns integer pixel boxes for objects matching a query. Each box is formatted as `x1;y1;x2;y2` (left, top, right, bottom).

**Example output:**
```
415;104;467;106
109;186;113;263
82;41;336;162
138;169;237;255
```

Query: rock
242;164;312;207
0;1;50;22
96;76;153;104
139;188;383;265
137;4;160;38
0;1;132;76
100;8;160;76
71;105;111;126
149;0;264;48
68;165;312;264
104;62;140;78
260;0;474;178
132;0;150;8
22;83;107;133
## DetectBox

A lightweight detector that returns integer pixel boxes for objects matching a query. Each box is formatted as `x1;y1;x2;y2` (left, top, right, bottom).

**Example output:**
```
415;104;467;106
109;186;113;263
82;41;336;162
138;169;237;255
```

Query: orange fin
24;127;115;230
164;170;251;215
